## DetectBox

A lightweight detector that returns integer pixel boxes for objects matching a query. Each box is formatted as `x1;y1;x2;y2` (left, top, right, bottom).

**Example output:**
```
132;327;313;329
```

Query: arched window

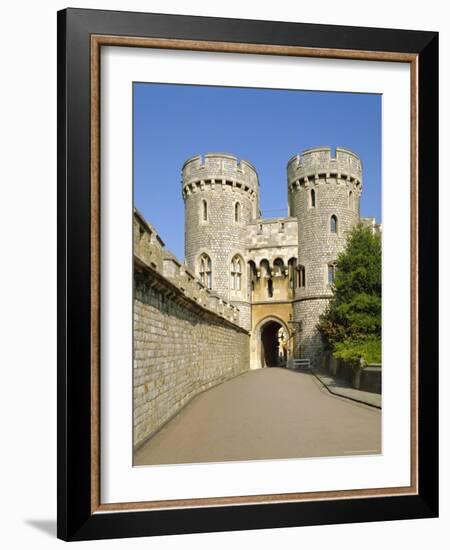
202;200;208;222
234;202;241;223
260;259;270;278
288;258;297;289
310;188;316;208
348;190;353;210
231;255;242;291
330;215;338;234
273;258;284;276
199;253;212;289
248;261;257;292
327;263;336;285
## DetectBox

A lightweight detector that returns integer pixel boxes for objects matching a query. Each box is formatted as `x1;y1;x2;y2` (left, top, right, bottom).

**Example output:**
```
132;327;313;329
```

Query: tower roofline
287;146;329;164
287;146;362;186
182;153;258;175
287;146;361;167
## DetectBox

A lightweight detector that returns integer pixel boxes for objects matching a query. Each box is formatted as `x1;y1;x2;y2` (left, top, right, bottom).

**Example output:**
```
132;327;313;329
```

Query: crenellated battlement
134;143;373;382
134;211;241;327
287;147;362;191
182;153;259;200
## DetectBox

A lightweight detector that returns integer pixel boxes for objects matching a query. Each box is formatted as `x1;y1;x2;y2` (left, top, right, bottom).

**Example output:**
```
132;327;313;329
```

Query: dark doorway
260;321;286;367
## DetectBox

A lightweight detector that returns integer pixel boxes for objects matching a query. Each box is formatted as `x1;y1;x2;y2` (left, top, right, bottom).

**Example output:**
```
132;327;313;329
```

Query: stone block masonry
288;147;362;364
133;144;373;448
134;260;250;451
182;154;259;331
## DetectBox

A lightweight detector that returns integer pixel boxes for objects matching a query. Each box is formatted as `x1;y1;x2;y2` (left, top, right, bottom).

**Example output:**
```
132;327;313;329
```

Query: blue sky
134;83;381;259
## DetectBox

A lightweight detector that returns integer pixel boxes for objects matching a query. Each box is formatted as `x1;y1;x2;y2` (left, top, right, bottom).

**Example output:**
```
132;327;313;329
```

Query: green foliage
333;337;381;365
318;224;381;364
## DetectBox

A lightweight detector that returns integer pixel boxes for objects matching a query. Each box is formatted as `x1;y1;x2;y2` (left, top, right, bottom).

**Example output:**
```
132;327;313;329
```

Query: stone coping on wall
134;208;165;247
134;256;249;334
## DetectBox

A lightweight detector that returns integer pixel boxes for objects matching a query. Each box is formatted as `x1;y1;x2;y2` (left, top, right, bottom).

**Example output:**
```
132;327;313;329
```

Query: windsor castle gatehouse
133;147;378;449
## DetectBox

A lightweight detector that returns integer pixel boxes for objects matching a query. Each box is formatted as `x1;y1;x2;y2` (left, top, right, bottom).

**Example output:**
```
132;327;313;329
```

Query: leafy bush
333;338;381;365
318;224;381;365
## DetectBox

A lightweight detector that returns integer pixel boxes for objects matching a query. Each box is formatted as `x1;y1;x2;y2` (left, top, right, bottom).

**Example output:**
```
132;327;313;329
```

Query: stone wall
133;210;250;450
246;217;298;262
324;355;382;395
134;211;242;326
133;260;250;451
246;217;297;324
293;298;329;362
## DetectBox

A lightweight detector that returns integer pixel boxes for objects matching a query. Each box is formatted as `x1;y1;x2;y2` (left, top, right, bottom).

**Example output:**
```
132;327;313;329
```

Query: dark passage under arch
260;321;286;367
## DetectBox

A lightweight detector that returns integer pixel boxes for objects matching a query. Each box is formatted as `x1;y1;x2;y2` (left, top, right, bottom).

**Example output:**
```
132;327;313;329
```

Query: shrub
333;337;381;365
318;224;382;364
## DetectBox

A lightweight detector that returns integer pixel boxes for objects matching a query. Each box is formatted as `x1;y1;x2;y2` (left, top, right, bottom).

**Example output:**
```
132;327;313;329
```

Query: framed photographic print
57;8;438;541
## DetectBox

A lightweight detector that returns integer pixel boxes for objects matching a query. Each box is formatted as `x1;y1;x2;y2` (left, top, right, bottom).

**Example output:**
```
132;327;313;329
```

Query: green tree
318;224;382;364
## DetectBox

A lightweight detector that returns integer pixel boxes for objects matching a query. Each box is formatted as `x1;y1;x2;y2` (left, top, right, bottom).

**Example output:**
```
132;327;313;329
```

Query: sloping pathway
134;368;381;466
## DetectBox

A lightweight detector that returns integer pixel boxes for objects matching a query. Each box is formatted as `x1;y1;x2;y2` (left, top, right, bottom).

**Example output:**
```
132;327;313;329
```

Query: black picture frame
57;7;438;541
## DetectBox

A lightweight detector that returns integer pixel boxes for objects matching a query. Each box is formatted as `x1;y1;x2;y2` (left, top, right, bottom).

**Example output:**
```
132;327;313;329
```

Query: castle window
328;263;336;285
330;215;338;234
310;188;316;208
260;259;270;279
267;278;274;298
199;253;212;289
231;255;242;291
273;258;284;277
298;265;306;288
348;190;353;210
288;258;297;289
234;202;241;223
248;261;257;293
202;200;208;222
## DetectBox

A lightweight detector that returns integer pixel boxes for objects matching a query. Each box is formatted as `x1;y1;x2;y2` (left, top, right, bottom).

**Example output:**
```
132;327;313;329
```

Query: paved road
134;368;381;466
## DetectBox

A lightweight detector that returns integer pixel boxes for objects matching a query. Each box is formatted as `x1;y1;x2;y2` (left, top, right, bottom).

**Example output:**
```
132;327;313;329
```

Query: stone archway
255;317;290;369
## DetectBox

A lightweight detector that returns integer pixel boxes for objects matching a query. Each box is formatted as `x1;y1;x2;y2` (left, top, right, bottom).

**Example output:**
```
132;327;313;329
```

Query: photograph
52;4;439;542
132;83;383;466
0;0;444;544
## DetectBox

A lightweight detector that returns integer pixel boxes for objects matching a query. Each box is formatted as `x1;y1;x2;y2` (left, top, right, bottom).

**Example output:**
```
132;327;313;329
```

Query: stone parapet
182;153;259;200
287;147;362;188
134;208;165;272
134;259;250;449
134;211;241;327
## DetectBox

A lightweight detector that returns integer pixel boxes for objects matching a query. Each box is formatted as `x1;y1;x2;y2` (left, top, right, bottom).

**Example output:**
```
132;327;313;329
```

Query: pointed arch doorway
256;317;290;368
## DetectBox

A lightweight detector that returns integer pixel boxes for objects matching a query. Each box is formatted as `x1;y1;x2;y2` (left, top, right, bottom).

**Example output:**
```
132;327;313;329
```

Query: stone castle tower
182;147;369;368
182;153;259;330
287;147;362;359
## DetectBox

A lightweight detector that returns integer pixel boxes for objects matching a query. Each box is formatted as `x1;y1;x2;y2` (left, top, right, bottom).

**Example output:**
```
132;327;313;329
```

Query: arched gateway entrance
256;317;290;368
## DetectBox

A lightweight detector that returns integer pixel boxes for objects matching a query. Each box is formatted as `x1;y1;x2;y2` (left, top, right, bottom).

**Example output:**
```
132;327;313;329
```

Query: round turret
182;153;259;330
287;147;362;362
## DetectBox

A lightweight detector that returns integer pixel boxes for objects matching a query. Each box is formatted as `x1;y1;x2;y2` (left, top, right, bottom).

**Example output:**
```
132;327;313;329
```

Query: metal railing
291;358;311;370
